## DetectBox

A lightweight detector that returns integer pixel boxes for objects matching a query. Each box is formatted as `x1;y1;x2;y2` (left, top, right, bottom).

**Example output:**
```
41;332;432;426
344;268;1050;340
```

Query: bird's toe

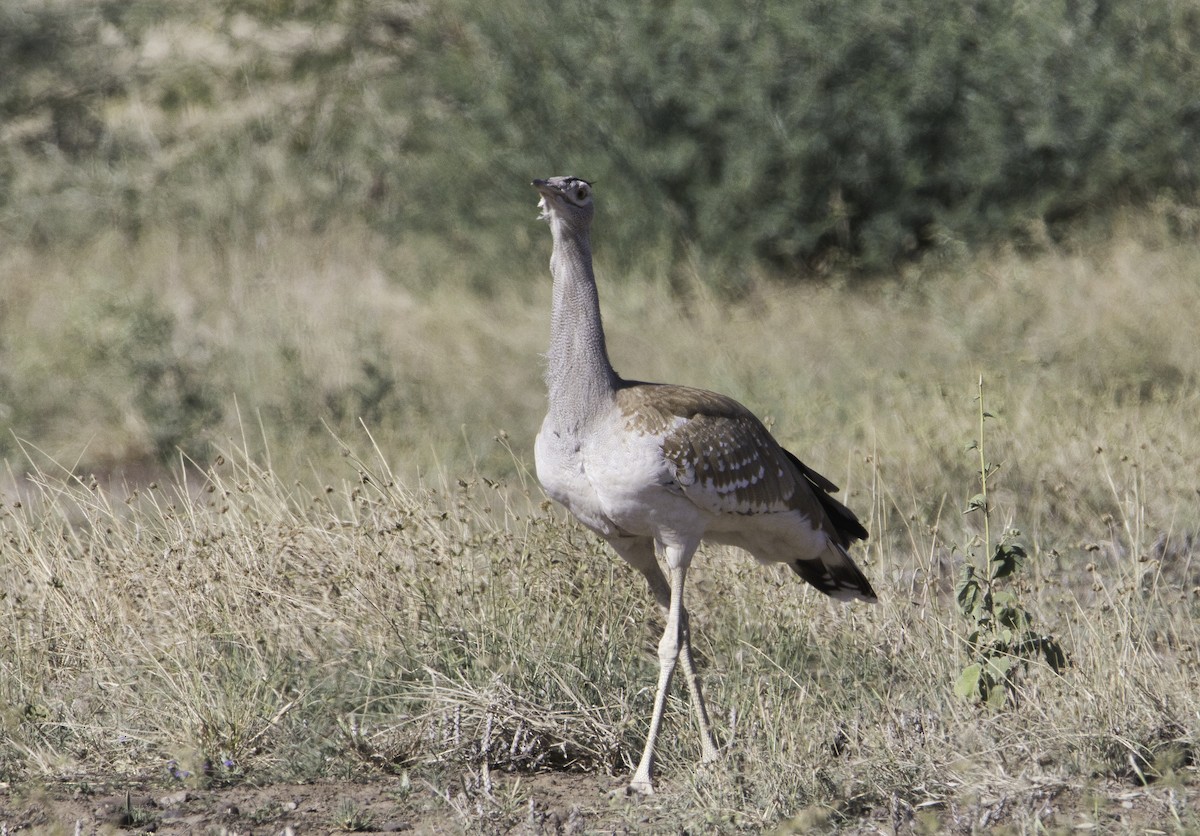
619;778;655;798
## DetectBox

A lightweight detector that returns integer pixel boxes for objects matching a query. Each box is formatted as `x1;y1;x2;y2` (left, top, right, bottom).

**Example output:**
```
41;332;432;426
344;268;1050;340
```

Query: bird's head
532;176;594;231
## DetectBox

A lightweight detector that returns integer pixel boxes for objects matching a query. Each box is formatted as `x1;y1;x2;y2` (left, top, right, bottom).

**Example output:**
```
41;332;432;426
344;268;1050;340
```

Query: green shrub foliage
3;0;1198;271
432;0;1200;269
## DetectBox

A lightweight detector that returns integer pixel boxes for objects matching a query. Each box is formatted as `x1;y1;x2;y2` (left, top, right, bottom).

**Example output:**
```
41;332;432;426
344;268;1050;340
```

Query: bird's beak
532;178;561;198
533;178;561;220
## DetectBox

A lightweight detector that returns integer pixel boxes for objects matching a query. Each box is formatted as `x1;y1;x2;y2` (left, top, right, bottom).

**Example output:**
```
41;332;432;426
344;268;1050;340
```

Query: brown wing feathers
621;382;868;543
621;382;876;602
782;448;869;547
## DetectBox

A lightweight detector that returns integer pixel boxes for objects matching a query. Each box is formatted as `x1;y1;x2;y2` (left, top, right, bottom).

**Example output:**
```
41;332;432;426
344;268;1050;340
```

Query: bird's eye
576;186;589;201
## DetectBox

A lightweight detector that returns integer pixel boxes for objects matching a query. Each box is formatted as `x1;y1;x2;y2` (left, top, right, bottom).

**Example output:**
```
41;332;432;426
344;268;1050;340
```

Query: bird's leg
619;538;720;780
677;611;720;764
629;562;689;795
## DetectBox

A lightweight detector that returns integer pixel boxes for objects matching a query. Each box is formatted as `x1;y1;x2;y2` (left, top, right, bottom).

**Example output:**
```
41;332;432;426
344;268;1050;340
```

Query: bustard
531;175;877;795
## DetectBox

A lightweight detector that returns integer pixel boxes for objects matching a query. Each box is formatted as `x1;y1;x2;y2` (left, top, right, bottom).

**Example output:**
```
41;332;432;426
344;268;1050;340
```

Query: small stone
158;790;190;808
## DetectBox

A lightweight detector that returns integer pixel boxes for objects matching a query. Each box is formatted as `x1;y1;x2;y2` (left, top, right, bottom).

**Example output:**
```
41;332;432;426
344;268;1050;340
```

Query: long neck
546;220;618;425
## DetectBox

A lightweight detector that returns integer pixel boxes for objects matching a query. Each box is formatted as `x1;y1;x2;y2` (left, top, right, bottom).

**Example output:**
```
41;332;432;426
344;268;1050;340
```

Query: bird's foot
615;773;655;797
608;782;654;800
624;777;652;796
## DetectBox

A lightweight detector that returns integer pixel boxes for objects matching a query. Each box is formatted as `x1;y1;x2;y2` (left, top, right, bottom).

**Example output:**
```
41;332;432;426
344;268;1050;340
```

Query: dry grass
1;213;1199;831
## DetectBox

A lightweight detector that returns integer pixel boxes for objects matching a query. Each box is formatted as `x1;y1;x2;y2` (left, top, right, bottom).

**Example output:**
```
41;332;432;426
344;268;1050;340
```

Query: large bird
531;175;876;794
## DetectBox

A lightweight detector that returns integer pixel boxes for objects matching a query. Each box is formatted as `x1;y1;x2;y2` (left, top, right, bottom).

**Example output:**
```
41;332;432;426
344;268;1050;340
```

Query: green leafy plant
955;376;1067;707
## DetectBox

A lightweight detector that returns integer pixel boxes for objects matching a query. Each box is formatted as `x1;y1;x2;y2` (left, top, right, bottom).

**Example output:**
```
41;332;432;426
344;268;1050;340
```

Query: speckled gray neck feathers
545;221;619;429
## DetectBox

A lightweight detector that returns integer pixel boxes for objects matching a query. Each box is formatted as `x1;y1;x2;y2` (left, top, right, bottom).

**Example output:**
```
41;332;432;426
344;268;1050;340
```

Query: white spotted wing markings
615;381;822;520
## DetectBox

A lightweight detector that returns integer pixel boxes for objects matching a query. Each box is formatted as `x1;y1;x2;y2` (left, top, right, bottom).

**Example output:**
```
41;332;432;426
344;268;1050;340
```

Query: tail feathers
791;544;878;603
783;449;868;546
813;489;868;547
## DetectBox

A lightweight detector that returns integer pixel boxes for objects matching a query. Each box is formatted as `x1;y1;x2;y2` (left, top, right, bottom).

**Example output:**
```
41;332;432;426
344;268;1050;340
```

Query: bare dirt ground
2;771;1194;835
2;772;620;835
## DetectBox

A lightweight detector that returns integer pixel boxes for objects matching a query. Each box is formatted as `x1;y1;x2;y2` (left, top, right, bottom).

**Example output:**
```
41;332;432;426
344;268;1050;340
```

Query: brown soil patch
0;771;630;835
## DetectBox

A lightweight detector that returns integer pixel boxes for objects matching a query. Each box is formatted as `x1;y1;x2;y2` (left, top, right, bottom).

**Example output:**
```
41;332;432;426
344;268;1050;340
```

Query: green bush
2;0;1198;272
422;0;1200;269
